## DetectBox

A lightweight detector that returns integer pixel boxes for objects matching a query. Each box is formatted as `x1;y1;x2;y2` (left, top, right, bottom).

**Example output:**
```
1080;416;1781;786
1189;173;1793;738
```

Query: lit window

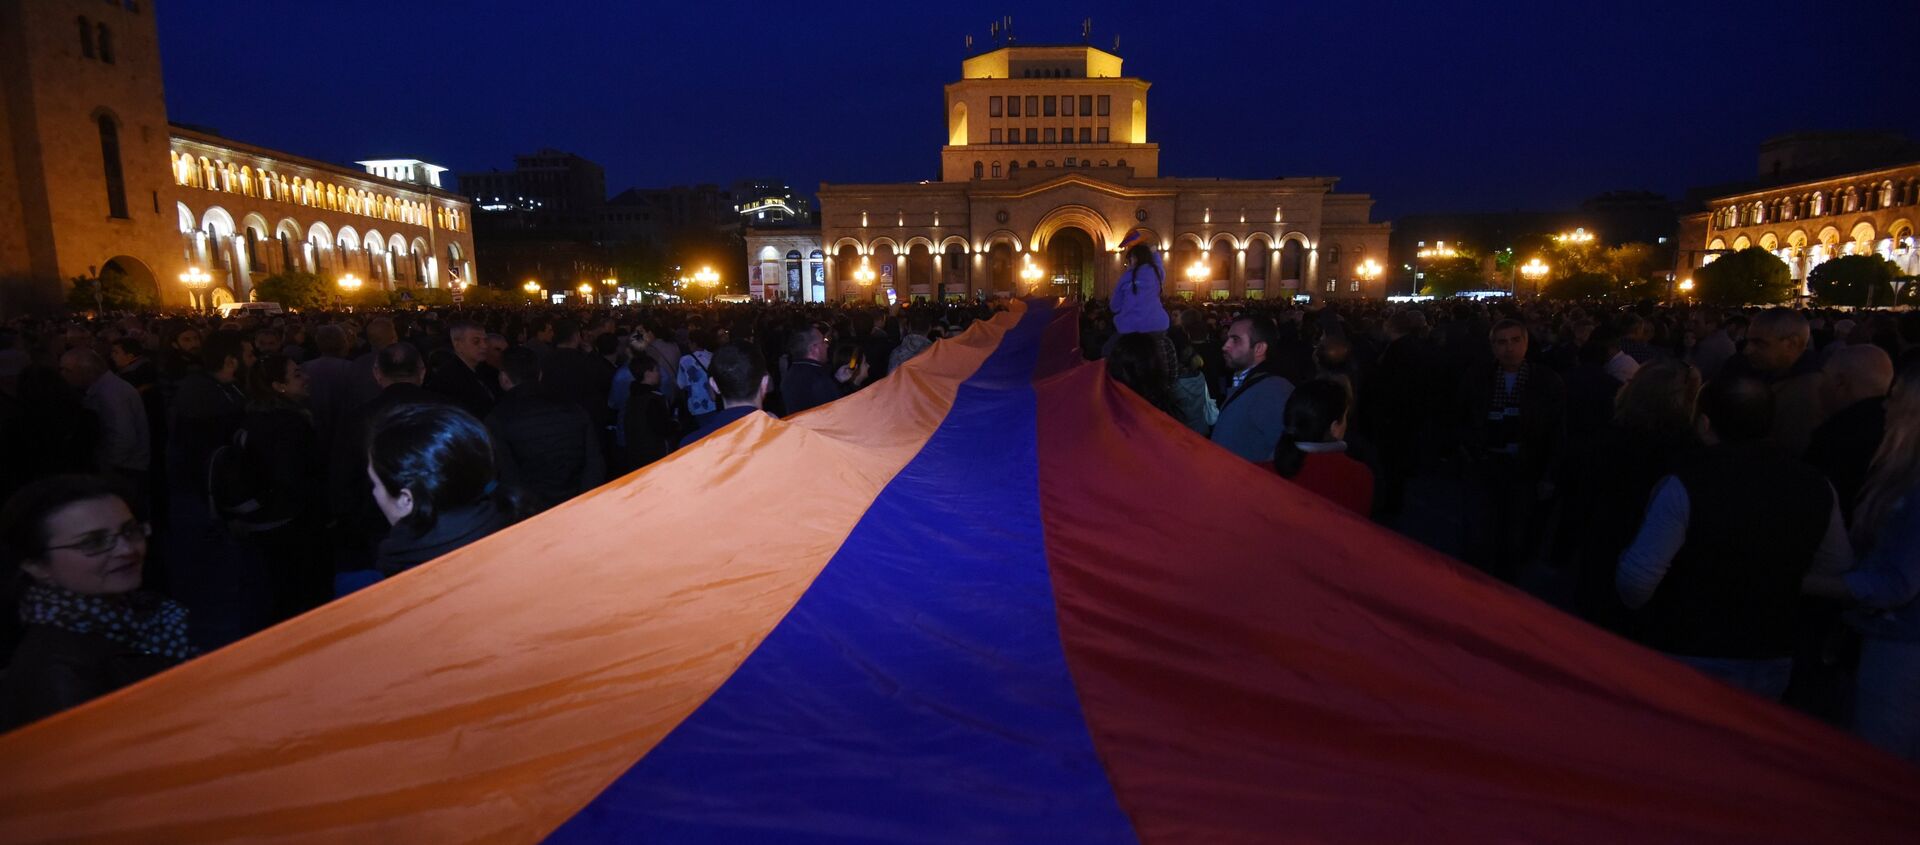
991;162;1002;178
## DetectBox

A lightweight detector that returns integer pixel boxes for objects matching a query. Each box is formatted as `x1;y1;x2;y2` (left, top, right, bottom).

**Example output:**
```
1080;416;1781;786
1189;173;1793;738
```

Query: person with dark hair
422;320;499;419
1107;332;1177;417
1555;360;1702;633
676;329;719;425
542;319;615;433
486;347;605;513
889;311;937;373
0;475;194;731
683;342;769;446
330;343;447;578
620;356;677;471
1210;315;1295;462
167;331;252;501
1803;361;1920;761
1728;308;1827;456
1356;308;1433;518
230;354;328;623
365;404;519;577
1457;318;1566;580
1273;379;1373;516
302;324;356;449
1109;230;1169;337
1167;326;1217;434
1807;344;1896;523
59;348;147;486
1616;375;1850;700
780;325;839;417
521;316;556;367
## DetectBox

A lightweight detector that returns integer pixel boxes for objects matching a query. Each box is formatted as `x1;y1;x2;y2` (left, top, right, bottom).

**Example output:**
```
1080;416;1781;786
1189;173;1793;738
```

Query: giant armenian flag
1;300;1916;842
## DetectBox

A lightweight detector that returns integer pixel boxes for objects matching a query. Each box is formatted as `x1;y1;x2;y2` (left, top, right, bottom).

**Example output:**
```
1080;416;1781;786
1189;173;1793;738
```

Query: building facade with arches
748;44;1389;303
0;0;472;312
1679;160;1920;292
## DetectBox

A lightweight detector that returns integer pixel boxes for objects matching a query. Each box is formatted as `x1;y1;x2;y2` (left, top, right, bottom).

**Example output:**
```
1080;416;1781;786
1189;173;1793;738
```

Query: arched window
973;161;983;180
991;162;1002;178
1812;192;1824;216
1881;181;1895;208
96;24;114;63
78;16;95;58
97;115;128;218
1009;161;1020;176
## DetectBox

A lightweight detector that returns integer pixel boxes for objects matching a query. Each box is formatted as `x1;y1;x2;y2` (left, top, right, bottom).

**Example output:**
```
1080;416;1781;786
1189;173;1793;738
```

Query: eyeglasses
45;521;150;557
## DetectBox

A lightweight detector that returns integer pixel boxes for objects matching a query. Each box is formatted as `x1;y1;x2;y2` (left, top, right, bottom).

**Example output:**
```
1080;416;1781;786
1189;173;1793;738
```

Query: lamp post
179;267;212;314
336;273;363;310
1554;227;1595;246
1352;258;1382;297
1021;254;1044;293
1414;240;1458;297
1186;252;1209;299
576;282;593;306
1520;257;1549;299
602;276;618;306
694;266;719;302
1677;276;1696;303
852;258;877;302
522;279;542;302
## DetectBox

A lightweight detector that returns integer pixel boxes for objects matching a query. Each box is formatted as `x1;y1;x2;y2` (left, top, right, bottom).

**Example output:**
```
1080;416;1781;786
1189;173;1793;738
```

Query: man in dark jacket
780;325;840;417
683;342;770;447
486;347;605;512
331;343;447;571
1457;319;1566;580
541;319;616;431
423;319;499;419
1356;309;1433;518
1617;376;1850;699
1805;344;1894;523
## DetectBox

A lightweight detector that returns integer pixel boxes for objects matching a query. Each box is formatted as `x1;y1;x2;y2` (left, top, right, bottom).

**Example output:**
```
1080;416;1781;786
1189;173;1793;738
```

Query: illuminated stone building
751;43;1388;303
1679;134;1920;291
1;0;473;312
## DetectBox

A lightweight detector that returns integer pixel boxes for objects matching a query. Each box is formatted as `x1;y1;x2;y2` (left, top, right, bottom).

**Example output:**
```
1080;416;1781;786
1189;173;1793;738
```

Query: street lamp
694;266;719;301
602;276;618;305
179;266;212;314
1185;251;1210;298
522;279;542;301
1520;257;1549;298
852;258;877;302
336;273;362;310
1021;255;1044;290
1414;241;1458;297
1554;228;1596;246
1353;258;1382;295
576;282;593;305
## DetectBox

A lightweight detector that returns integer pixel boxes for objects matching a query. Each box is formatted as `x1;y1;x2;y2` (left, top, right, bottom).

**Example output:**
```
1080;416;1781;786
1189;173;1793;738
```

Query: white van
218;301;284;317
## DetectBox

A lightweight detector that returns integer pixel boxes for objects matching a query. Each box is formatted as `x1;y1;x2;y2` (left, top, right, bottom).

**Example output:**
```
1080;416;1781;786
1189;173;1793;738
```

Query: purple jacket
1110;251;1170;334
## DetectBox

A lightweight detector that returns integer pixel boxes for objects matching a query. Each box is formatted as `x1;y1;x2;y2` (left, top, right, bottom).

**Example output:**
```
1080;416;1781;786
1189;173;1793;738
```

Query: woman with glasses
0;475;195;731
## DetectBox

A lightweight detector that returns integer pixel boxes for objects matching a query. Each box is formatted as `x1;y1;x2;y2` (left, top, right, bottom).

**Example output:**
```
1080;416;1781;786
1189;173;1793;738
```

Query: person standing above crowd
1210;316;1293;462
486;347;605;513
1458;319;1565;580
1617;376;1849;699
676;329;718;427
1273;379;1373;516
0;475;195;731
1730;308;1826;456
423;320;499;420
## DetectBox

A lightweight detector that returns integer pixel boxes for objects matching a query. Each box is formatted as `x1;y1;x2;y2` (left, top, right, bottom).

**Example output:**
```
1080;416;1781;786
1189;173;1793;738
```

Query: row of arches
169;150;463;232
177;203;473;300
1712;178;1920;230
827;229;1316;257
1706;219;1918;280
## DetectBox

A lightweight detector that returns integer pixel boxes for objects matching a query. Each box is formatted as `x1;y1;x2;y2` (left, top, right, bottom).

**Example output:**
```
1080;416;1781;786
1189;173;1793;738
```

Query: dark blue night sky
158;0;1919;219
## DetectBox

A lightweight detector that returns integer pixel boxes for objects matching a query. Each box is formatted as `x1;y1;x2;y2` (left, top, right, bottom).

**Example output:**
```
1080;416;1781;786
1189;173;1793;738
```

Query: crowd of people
2;275;1918;764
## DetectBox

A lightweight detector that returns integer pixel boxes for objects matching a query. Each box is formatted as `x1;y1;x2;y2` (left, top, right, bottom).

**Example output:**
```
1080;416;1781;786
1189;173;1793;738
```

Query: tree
1693;247;1794;305
1807;255;1898;307
1419;255;1484;297
253;271;328;310
1543;271;1616;300
64;264;156;312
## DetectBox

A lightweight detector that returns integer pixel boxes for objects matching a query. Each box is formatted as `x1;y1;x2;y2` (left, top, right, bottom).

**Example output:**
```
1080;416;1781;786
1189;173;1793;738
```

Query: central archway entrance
1045;227;1097;300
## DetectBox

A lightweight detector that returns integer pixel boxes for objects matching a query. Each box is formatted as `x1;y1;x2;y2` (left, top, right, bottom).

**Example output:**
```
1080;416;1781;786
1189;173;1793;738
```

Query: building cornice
1704;161;1919;204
